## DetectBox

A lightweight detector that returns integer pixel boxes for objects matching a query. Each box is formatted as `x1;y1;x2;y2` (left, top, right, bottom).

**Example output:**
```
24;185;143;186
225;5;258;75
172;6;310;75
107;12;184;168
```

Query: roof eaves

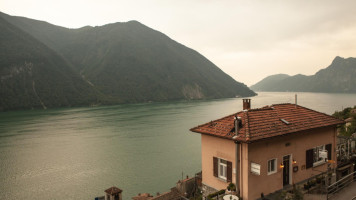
191;130;235;141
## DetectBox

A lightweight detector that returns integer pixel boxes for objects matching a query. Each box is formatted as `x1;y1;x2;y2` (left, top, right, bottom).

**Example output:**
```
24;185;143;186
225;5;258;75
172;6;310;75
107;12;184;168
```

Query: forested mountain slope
1;12;256;110
251;57;356;93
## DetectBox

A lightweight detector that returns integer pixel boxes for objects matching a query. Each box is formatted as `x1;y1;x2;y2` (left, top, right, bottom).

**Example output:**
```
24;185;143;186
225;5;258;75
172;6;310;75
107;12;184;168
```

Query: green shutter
213;157;218;177
227;161;232;182
325;144;332;160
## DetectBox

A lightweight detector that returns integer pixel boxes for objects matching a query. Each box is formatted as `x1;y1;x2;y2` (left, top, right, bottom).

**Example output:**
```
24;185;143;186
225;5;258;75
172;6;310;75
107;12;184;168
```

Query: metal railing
326;171;356;199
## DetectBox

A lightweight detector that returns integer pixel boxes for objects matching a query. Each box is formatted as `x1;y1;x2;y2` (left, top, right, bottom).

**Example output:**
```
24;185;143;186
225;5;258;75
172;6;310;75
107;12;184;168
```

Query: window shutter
213;157;218;177
306;149;313;169
227;161;232;182
325;144;332;160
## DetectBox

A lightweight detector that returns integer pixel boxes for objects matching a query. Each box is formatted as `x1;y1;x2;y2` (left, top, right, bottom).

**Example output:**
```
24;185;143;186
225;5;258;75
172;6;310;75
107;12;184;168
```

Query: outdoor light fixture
293;159;297;164
280;163;284;168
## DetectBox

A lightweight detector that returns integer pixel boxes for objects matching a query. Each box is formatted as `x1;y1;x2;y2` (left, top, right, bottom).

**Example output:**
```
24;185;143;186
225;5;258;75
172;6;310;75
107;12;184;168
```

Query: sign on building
251;162;260;175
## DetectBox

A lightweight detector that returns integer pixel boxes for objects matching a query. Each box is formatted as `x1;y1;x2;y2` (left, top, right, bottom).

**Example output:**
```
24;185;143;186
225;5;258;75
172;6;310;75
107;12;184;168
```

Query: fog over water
0;92;355;199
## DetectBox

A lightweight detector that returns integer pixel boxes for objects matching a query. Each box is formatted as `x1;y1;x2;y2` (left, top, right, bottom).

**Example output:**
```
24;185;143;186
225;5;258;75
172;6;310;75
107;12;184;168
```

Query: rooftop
105;186;122;195
190;103;344;142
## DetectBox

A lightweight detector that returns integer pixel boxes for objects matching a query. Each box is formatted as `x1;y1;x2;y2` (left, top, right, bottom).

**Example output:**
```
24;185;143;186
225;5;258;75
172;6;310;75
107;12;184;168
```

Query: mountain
250;56;356;93
0;15;103;111
0;12;255;110
250;74;290;91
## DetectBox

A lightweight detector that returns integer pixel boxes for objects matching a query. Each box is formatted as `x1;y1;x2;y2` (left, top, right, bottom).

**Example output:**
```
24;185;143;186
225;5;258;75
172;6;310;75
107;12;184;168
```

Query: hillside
0;16;102;111
250;74;290;91
0;12;255;110
251;56;356;93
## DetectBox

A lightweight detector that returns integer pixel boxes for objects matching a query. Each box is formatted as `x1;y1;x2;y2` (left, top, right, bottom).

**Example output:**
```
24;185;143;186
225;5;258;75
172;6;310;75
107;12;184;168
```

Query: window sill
217;177;227;182
267;171;277;175
313;161;326;167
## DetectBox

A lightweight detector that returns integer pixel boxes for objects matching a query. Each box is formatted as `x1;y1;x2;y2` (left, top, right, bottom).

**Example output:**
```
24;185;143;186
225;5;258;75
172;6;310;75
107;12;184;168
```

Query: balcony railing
326;171;356;199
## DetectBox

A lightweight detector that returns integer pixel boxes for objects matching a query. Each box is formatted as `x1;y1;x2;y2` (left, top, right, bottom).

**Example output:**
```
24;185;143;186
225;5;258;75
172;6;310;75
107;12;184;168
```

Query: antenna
295;94;297;107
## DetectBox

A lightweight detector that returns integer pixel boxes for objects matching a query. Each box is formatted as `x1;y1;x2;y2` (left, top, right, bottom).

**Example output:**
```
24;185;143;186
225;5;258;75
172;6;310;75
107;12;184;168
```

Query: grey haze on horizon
2;0;356;86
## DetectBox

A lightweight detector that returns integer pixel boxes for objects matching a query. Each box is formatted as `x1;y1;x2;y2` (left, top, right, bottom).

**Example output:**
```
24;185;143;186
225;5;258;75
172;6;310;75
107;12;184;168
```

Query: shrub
227;183;236;191
207;190;226;199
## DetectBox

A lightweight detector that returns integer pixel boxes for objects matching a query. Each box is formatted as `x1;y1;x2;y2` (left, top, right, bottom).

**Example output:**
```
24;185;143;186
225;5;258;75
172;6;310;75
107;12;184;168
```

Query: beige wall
247;126;337;199
201;134;236;190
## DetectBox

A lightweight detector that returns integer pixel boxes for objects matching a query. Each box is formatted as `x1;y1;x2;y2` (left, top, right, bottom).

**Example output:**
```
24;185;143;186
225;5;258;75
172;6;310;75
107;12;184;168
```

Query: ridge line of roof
271;103;293;106
246;107;273;112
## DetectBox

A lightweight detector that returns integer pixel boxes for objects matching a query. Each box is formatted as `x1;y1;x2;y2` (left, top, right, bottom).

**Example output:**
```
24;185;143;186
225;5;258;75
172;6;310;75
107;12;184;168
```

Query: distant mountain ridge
0;12;255;111
251;56;356;93
0;16;101;111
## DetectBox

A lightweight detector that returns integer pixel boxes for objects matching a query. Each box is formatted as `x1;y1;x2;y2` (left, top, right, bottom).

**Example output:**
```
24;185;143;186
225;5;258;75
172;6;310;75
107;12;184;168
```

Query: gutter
233;116;241;196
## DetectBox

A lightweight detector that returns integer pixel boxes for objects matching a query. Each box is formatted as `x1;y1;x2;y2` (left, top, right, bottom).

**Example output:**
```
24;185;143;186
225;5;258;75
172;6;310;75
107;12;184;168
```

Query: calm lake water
1;92;356;199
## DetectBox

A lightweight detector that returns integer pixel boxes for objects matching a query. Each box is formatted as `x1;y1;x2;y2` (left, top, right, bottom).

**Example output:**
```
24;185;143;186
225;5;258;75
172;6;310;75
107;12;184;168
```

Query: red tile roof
190;103;344;142
132;193;153;200
105;186;122;195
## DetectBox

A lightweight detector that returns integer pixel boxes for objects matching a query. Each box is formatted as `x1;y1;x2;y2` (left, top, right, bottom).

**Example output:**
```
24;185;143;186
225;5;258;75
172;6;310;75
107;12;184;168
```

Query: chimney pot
243;99;251;110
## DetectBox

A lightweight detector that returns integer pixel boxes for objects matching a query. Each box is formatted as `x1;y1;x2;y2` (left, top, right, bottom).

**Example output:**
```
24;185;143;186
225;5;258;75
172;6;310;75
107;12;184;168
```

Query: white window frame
267;158;277;175
313;145;327;167
218;158;227;180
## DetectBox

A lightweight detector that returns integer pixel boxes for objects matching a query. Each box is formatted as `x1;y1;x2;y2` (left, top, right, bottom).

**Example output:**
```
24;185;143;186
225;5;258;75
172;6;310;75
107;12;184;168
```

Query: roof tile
190;103;345;142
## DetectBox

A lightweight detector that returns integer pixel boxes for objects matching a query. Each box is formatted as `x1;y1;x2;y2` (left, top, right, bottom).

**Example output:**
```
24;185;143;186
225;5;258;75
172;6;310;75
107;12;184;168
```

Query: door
283;155;290;186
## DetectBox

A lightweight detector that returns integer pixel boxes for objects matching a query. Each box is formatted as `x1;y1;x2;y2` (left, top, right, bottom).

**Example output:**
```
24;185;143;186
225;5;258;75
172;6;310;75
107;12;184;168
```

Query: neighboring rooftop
132;193;153;200
190;100;345;142
105;186;122;195
345;117;353;123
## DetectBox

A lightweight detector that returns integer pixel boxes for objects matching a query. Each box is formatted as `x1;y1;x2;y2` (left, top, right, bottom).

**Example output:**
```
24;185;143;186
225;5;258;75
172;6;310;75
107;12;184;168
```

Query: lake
1;92;356;199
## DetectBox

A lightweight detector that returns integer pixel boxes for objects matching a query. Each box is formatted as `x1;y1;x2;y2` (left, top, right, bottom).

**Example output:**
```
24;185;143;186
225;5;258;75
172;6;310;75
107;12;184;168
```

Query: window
213;157;232;182
313;145;326;164
267;158;277;175
306;143;331;169
218;158;227;180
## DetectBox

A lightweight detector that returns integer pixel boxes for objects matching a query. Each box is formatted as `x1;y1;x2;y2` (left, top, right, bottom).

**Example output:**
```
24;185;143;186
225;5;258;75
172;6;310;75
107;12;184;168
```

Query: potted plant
226;183;237;195
227;183;236;192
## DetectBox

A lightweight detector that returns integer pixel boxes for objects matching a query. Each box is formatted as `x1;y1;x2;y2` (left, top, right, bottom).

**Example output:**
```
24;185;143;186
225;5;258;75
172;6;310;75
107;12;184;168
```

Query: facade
191;99;344;200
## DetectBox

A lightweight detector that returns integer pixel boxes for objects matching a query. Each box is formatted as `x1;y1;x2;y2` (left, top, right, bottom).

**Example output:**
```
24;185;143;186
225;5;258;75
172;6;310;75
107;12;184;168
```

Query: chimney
243;99;251;110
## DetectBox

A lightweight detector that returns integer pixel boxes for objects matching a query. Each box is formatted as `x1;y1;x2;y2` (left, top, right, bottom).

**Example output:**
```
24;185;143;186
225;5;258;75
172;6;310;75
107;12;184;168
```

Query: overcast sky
2;0;356;86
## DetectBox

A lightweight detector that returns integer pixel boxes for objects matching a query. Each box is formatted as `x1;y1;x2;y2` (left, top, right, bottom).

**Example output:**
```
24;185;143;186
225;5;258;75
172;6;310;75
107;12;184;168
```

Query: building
104;186;123;200
190;99;344;200
336;134;356;180
345;117;353;131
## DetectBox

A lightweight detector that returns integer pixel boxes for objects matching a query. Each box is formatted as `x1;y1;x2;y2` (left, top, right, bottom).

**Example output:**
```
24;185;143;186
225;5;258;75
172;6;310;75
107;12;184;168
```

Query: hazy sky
2;0;356;86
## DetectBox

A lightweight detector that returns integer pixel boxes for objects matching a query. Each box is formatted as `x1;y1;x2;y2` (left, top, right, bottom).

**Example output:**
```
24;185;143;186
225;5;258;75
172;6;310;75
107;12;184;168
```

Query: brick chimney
243;99;251;110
